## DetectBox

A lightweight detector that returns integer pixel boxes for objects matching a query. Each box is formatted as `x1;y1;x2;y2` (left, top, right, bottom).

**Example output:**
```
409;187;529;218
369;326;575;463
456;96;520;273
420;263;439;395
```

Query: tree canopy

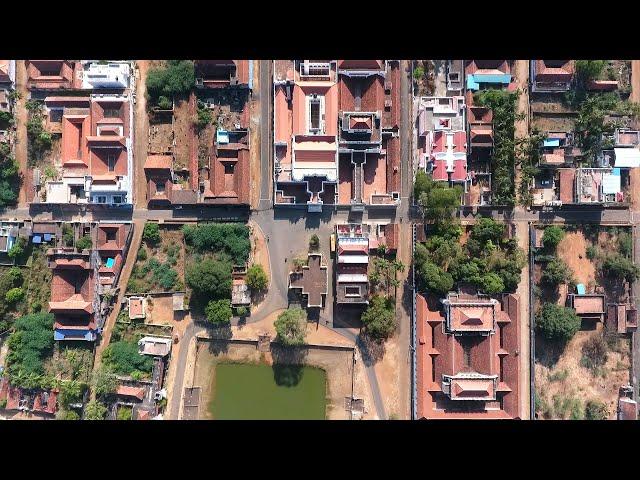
361;295;396;341
185;257;232;300
146;60;195;105
102;341;153;376
84;401;108;420
205;299;233;325
542;226;565;251
5;312;55;382
541;257;574;287
536;303;581;343
274;308;307;346
182;223;250;264
143;222;161;245
246;264;268;291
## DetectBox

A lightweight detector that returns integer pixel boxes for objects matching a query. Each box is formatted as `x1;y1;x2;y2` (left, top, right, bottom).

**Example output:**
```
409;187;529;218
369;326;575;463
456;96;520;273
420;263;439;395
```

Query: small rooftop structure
615;129;640;148
569;293;606;322
232;278;251;306
138;336;172;357
608;303;638;334
0;223;18;253
289;253;328;308
531;60;574;92
614;147;640;168
618;386;637;420
172;292;186;311
116;385;146;402
128;296;146;320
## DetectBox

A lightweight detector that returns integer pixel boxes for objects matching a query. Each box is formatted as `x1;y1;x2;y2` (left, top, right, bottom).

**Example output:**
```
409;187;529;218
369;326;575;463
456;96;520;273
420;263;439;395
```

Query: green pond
209;362;327;420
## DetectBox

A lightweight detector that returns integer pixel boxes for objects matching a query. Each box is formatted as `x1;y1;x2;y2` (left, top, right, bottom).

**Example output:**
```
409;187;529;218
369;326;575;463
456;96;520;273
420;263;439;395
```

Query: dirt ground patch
145;295;175;324
172;97;193;172
535;325;631;420
556;231;595;288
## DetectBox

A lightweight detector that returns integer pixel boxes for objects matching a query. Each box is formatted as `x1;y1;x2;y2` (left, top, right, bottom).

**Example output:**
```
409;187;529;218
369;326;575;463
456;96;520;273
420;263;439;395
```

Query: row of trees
0;140;20;208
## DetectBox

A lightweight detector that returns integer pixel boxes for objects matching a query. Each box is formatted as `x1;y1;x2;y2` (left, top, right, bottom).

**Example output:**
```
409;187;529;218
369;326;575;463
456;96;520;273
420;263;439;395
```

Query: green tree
143;222;161;245
414;169;433;201
584;399;609;420
575;60;606;83
195;102;213;130
417;261;453;296
5;287;24;305
137;247;148;261
146;60;195;105
182;223;251;264
76;236;92;251
60;410;81;420
185;258;232;299
361;295;396;341
60;380;85;409
84;401;108;420
536;303;581;343
542;226;565;251
92;366;117;399
102;341;153;376
5;312;55;380
602;254;640;282
274;308;307;346
413;65;425;81
117;407;133;421
246;264;268;291
542;257;573;286
205;299;233;325
419;184;462;224
62;224;74;247
480;272;505;295
7;236;26;259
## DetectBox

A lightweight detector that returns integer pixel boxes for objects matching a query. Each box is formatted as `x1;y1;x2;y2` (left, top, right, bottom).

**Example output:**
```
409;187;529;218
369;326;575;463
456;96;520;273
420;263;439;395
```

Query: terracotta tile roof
116;385;145;401
144;155;172;170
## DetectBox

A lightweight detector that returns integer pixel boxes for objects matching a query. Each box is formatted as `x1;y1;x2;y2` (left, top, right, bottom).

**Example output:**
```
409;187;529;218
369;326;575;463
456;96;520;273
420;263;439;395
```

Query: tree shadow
534;331;566;368
357;332;386;366
205;324;233;355
270;345;308;387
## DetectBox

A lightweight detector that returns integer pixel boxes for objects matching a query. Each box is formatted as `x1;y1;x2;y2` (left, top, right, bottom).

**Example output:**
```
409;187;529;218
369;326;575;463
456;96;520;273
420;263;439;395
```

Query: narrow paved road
14;61;28;207
258;60;272;209
134;61;150;208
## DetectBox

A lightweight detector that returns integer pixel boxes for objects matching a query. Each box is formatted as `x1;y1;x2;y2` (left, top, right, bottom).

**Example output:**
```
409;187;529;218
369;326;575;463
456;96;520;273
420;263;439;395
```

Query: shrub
92;366;117;399
143;223;161;245
413;65;425;81
185;258;232;299
602;254;640;282
7;236;26;259
146;60;195;104
581;335;608;371
246;264;268;291
76;236;92;251
195;103;212;130
274;308;307;346
575;60;606;82
60;410;80;420
157;96;172;110
62;224;74;247
309;234;320;251
5;287;24;304
586;245;598;260
205;299;232;325
102;341;153;376
5;312;55;380
182;223;251;264
536;303;581;343
84;401;108;420
584;399;609;420
618;231;633;258
542;257;573;286
542;226;565;251
235;306;249;316
361;295;396;341
137;247;148;261
117;406;133;421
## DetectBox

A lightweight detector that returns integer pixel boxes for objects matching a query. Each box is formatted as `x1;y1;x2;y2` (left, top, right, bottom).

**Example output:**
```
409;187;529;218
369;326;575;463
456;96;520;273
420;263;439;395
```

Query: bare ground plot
172;97;193;172
534;226;633;419
144;295;175;325
192;340;354;420
535;326;630;419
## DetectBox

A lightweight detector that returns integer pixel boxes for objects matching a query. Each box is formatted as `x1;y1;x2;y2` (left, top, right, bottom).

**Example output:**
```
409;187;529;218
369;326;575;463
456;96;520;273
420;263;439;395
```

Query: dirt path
557;231;595;289
14;61;28;207
515;221;531;418
134;61;150;209
91;219;145;399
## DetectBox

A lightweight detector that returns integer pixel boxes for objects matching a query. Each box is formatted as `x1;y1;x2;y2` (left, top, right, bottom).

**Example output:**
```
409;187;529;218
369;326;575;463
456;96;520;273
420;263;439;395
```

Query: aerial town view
1;59;640;421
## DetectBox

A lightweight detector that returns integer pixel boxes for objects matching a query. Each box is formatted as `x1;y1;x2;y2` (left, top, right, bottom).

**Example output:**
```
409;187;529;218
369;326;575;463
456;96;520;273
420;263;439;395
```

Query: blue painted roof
105;257;115;268
466;75;479;91
473;73;511;84
576;284;586;295
55;329;97;341
544;139;560;147
613;168;621;176
32;235;42;244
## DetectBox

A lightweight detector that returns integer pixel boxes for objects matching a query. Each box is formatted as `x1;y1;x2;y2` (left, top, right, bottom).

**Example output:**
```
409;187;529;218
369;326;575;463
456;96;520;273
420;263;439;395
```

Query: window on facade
107;154;116;172
309;99;321;131
345;286;360;296
113;196;123;204
103;108;120;118
96;196;107;204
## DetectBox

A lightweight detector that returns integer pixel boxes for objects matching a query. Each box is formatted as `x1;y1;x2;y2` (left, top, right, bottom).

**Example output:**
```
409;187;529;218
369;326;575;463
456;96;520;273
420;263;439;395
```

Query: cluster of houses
24;60;135;207
273;60;400;212
145;60;253;207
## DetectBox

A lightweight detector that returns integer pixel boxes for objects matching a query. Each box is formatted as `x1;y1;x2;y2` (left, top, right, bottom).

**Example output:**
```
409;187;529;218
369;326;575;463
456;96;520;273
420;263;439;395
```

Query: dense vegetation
182;223;250;265
246;264;268;291
101;340;154;376
186;257;232;300
26;100;52;165
361;295;396;341
5;312;55;385
414;217;525;296
205;299;232;325
474;89;520;206
0;140;20;207
536;303;581;343
274;308;307;346
146;60;196;108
